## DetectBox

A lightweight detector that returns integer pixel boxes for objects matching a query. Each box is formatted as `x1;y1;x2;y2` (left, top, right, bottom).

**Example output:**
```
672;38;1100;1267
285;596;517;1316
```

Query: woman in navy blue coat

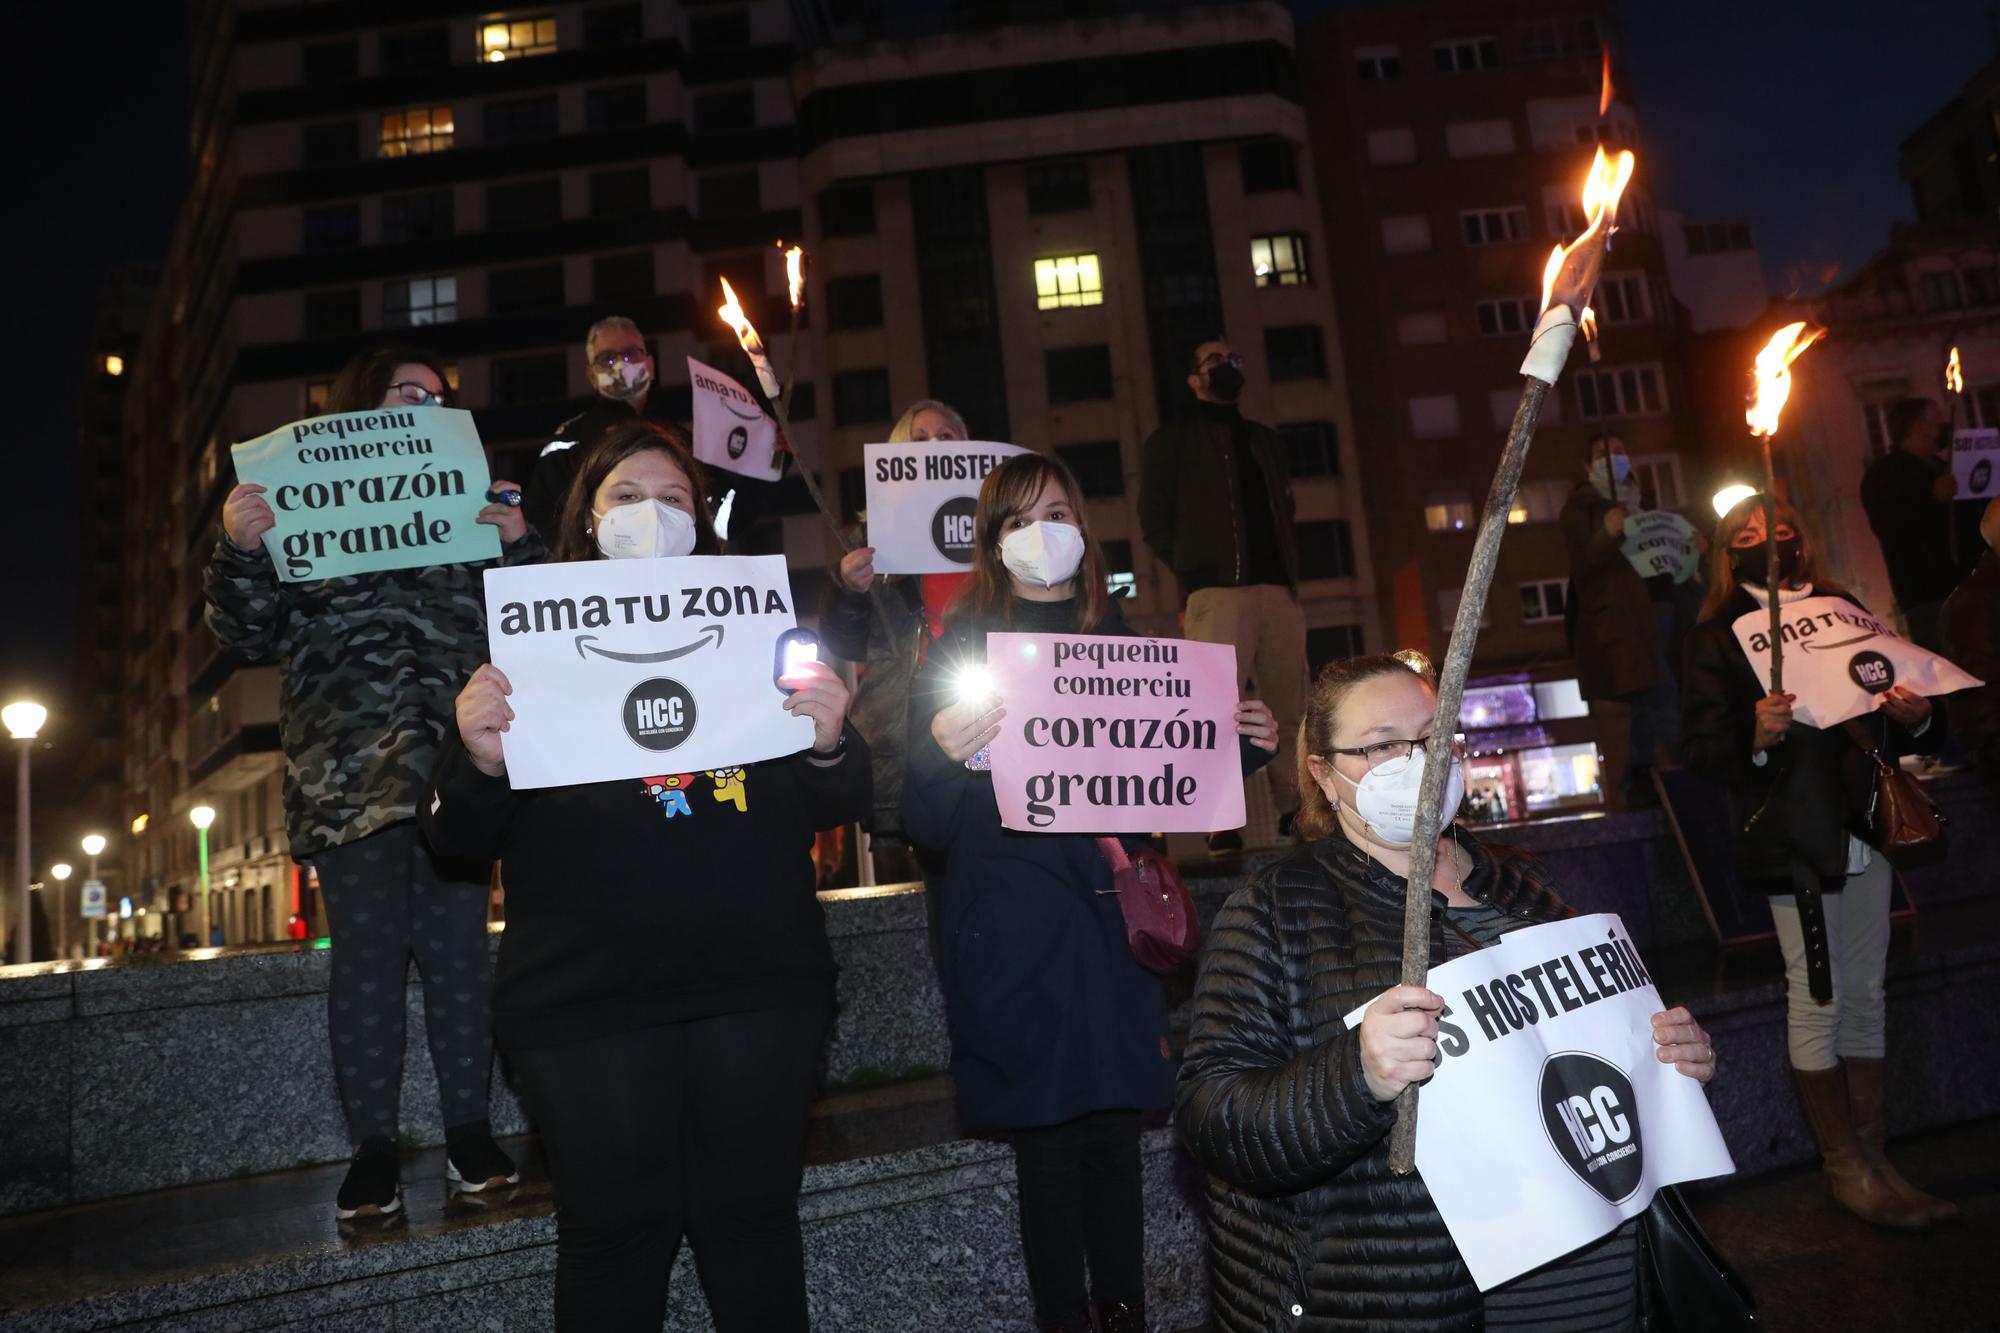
904;453;1276;1333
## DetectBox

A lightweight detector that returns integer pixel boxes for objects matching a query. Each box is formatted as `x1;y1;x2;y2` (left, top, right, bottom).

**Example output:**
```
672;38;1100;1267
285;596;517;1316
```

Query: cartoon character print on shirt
707;768;748;812
643;774;697;818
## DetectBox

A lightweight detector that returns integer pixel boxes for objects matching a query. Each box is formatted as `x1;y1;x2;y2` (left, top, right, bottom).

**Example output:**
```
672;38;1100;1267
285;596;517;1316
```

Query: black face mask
1205;364;1245;402
1728;536;1803;586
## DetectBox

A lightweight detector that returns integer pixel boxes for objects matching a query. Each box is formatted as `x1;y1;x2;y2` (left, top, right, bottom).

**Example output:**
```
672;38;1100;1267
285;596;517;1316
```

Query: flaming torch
1945;344;1964;431
1745;320;1825;692
1385;143;1636;1176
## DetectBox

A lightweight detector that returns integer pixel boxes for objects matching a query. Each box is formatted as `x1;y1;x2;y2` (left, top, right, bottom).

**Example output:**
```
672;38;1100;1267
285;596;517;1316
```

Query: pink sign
986;632;1245;834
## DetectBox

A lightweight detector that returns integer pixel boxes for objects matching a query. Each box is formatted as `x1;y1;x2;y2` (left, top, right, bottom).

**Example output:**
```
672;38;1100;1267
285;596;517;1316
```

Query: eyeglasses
1325;733;1468;774
591;349;650;369
387;382;448;407
1199;352;1244;372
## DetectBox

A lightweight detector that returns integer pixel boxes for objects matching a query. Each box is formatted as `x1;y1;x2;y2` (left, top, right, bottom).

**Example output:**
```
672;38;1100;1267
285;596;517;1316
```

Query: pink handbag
1096;838;1201;974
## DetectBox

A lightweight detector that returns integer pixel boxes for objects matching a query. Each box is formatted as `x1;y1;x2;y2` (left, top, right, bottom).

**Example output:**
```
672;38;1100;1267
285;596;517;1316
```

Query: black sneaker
446;1128;520;1194
336;1138;402;1219
1206;830;1244;854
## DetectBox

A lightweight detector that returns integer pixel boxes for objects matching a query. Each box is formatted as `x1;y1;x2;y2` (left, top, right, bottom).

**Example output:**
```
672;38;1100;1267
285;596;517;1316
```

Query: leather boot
1843;1057;1960;1224
1791;1065;1930;1231
1094;1299;1146;1333
1037;1303;1096;1333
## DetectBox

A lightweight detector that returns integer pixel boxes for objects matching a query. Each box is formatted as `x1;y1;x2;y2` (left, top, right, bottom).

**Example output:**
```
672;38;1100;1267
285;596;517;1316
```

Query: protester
1941;496;2000;785
906;453;1278;1333
423;418;868;1332
1861;398;1981;650
205;345;535;1219
1176;651;1717;1326
1680;495;1953;1230
1138;337;1305;851
523;316;679;539
820;399;969;933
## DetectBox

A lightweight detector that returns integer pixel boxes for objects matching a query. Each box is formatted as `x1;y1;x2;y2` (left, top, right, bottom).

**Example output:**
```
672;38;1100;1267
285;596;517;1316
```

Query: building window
698;170;761;216
383;275;457;327
488;262;565;314
1462;207;1528;246
1475;296;1537;337
820;183;875;236
380;106;454;157
1519;17;1600;61
1410;394;1462;438
827;274;884;330
1035;255;1104;310
1046;346;1114;403
1596;272;1652;324
1576;364;1666;419
486;177;561;229
1445;120;1516;157
1682;220;1754;255
1297;520;1356;579
1239;140;1299;192
1507;479;1568;524
302;38;360;85
1435;36;1500;72
590;167;650;216
382;189;455;242
582;2;642;47
481;13;558;62
492;353;569;406
1265;325;1326;381
1396;312;1446;345
1381;215;1432;253
1919;270;1964;312
690;9;751;49
486;95;559;144
380;25;450;74
303;120;360;166
1252;234;1309;287
1353;45;1401;80
834;368;892;425
1055;441;1124;498
1630;452;1685;509
302;204;360;252
593;252;654;300
1367;128;1418;165
694;89;756;133
1856;378;1910;456
1280;421;1340;478
1026;160;1091;214
586;83;647;131
1520;579;1569;623
303;288;361;339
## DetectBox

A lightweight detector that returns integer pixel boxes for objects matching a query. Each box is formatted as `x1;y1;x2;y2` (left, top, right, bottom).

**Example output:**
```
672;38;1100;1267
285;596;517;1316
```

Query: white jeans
1768;850;1893;1071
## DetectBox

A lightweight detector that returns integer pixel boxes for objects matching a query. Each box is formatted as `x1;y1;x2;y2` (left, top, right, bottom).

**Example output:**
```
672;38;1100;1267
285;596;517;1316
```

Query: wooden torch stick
1760;443;1784;693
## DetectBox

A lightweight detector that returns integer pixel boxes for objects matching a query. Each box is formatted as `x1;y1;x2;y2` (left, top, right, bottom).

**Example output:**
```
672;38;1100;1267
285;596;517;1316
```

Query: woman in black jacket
1176;652;1715;1330
1680;495;1954;1230
422;420;870;1331
905;453;1277;1333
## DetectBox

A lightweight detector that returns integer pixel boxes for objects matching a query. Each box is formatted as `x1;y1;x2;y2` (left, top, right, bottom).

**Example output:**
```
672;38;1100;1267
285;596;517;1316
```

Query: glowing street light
190;806;216;950
4;700;46;965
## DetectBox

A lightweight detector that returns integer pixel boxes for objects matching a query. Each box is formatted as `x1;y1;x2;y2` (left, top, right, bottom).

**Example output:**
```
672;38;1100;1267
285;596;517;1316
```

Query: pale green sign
1621;509;1700;585
230;407;500;582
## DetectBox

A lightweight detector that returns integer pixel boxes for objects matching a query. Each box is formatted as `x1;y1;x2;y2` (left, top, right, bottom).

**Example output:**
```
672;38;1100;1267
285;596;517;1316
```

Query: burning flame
783;245;806;312
1746;321;1826;439
1946;345;1963;395
1538;146;1636;314
717;277;766;359
1599;47;1614;116
1580;307;1599;343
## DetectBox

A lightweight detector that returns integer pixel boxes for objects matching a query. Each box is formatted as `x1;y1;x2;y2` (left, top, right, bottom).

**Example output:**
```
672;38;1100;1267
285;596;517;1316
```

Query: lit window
1035;254;1103;310
383;275;458;327
1252;234;1309;287
1507;480;1568;525
481;14;558;62
1425;493;1475;532
102;354;124;376
379;105;454;157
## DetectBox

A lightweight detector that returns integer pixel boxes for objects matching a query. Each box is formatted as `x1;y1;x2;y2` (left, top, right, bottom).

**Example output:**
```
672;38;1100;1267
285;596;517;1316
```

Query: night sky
3;0;1993;720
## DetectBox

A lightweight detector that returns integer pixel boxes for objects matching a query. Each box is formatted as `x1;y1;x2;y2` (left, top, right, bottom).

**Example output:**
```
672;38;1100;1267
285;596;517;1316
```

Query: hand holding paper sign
456;664;516;778
931;691;1005;764
222;483;276;550
1235;700;1279;753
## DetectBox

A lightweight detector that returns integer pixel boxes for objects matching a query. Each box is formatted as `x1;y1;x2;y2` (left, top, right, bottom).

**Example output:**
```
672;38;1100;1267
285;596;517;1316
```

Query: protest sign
688;357;782;482
1344;913;1733;1290
863;440;1028;574
1729;594;1983;728
1952;427;2000;501
483;555;816;789
231;408;500;581
1620;509;1699;583
983;632;1245;833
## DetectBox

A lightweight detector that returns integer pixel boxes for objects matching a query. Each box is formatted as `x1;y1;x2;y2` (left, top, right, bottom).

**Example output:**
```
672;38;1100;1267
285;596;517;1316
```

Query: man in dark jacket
522;315;681;538
1942;497;2000;787
1860;397;1980;651
1138;337;1304;847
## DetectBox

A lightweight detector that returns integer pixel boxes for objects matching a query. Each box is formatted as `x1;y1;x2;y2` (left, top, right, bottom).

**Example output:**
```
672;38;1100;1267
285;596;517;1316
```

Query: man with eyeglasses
1139;336;1306;851
523;315;681;537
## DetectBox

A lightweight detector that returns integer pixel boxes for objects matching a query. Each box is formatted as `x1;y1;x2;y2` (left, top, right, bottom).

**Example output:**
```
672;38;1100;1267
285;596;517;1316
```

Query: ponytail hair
1295;650;1436;841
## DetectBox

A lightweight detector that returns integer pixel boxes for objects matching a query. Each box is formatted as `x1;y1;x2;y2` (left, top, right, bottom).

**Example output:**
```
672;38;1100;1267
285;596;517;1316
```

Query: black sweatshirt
421;726;871;1050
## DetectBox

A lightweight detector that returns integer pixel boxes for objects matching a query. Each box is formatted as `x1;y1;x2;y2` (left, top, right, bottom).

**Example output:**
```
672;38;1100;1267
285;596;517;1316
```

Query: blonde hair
1295;651;1436;841
887;398;968;443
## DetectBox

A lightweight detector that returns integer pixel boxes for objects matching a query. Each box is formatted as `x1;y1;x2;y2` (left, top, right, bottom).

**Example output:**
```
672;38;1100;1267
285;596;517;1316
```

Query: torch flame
1580;307;1599;343
717;277;766;358
1946;345;1963;395
785;245;806;312
1538;146;1637;314
1599;47;1614;116
1745;320;1826;439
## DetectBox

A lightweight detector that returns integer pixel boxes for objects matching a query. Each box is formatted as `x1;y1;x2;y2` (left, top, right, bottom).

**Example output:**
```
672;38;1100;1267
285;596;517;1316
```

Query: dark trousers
312;821;495;1144
509;1005;830;1333
1012;1110;1146;1318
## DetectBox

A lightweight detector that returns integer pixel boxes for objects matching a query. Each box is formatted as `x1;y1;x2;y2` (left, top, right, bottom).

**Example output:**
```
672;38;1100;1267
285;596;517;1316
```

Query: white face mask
1330;745;1466;848
592;360;652;402
593;499;697;559
999;521;1086;589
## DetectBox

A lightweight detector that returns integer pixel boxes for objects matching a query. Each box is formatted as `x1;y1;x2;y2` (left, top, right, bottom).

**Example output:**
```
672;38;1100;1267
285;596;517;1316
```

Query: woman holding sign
1681;496;1954;1230
1176;652;1718;1328
423;419;870;1332
906;453;1278;1333
205;345;536;1220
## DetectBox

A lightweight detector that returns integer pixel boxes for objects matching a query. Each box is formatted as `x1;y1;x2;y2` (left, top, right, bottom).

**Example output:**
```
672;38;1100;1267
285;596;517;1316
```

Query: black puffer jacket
1175;834;1570;1331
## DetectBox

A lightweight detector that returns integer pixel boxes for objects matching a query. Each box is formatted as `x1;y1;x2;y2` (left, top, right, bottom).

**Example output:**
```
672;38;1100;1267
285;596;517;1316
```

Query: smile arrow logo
1800;632;1877;654
575;624;725;662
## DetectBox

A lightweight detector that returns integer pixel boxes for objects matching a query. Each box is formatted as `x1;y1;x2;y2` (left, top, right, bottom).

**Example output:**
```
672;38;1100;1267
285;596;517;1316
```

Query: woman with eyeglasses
1176;652;1717;1329
205;345;540;1219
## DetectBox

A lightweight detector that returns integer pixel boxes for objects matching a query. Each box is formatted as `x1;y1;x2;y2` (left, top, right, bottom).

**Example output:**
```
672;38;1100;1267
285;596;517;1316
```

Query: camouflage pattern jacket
203;532;547;859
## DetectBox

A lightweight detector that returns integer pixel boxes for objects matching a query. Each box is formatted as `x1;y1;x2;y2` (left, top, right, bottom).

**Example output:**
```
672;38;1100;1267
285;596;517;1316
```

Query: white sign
1345;914;1734;1291
1620;509;1699;584
483;555;816;789
1952;427;2000;501
688;357;782;481
863;440;1028;574
80;881;107;919
1730;594;1984;728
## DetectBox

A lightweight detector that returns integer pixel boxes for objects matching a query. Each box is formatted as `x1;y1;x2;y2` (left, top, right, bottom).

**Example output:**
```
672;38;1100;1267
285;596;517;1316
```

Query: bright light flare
1712;483;1759;517
1746;321;1826;439
716;278;766;360
189;805;216;831
2;700;47;739
784;245;806;312
1946;345;1963;396
954;666;996;705
1539;146;1636;314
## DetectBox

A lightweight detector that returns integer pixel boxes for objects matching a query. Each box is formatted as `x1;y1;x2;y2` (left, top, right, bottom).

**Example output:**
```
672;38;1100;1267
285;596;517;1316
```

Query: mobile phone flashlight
953;664;996;706
774;628;820;693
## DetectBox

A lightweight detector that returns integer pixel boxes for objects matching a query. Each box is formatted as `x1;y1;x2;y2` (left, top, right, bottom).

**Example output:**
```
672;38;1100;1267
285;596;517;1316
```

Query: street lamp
50;862;72;960
190;805;216;949
4;700;48;965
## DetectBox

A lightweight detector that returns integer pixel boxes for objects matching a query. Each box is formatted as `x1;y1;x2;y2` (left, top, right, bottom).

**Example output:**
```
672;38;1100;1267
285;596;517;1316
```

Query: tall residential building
1299;0;1717;815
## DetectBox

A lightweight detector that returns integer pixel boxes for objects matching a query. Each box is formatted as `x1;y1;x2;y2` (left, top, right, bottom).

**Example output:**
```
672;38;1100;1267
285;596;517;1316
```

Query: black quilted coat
1175;833;1571;1331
